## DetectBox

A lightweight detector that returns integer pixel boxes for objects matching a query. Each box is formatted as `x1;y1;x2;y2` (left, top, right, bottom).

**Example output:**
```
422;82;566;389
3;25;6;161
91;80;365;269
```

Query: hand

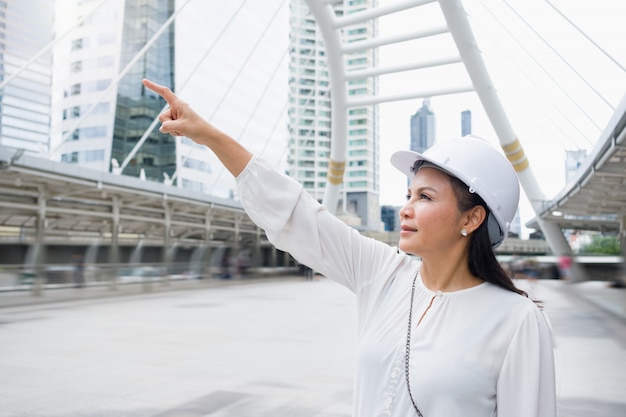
142;79;219;145
142;79;253;176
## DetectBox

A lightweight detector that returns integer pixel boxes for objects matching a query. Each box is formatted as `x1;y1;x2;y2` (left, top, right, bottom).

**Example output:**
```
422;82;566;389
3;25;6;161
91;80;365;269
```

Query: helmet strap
487;213;502;247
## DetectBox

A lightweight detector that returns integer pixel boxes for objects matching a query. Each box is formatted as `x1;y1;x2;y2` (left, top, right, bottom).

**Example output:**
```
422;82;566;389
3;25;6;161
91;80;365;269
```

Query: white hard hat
390;135;520;248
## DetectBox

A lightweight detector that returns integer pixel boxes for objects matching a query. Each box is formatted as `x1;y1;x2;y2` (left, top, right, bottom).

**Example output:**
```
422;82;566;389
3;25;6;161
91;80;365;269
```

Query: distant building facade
410;99;435;153
461;109;472;136
50;0;176;182
0;0;54;154
288;0;381;230
381;205;400;232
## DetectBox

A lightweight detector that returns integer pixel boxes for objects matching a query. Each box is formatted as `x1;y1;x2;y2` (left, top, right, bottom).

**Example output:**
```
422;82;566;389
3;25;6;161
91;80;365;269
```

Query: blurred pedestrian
237;251;250;276
558;254;572;280
142;79;556;417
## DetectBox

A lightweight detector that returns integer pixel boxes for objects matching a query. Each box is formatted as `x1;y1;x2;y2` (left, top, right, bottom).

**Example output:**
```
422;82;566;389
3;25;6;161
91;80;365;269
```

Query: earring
460;229;468;237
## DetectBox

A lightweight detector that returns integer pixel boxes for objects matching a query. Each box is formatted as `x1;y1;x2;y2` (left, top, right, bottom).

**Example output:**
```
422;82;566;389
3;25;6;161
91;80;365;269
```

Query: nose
399;201;413;219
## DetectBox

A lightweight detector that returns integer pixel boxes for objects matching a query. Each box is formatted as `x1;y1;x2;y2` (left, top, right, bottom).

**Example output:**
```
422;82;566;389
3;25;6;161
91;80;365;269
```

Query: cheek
415;205;442;223
416;205;459;229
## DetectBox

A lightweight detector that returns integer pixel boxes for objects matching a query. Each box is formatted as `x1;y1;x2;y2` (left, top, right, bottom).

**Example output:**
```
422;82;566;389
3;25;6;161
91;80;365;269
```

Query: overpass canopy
0;147;261;247
526;94;626;235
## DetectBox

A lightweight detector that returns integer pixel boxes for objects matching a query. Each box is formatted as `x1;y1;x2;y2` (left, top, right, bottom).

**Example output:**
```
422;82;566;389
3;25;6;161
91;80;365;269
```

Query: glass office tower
51;0;175;181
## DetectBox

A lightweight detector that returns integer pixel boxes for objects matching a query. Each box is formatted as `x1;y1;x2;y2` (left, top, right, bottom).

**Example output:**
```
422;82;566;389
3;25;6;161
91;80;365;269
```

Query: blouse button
436;290;443;297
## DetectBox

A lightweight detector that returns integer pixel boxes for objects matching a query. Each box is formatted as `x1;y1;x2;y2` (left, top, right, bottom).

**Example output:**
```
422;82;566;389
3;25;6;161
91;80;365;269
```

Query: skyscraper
410;99;435;153
407;100;435;190
50;0;176;181
288;0;380;230
0;0;54;154
461;109;472;136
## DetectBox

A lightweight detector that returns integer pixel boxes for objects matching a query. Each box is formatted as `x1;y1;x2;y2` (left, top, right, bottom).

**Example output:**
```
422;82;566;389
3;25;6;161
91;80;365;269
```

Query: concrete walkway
566;280;626;322
1;276;624;416
0;276;356;417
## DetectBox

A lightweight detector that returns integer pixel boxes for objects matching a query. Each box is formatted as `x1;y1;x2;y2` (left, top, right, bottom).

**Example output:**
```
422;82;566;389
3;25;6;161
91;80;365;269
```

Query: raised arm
142;79;252;177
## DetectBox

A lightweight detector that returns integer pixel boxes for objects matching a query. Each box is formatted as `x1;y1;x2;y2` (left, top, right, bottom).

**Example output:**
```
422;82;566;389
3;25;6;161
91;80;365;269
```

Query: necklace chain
405;269;424;417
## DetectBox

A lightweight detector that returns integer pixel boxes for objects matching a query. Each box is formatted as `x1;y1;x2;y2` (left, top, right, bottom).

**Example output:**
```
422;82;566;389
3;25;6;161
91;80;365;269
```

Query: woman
142;79;556;417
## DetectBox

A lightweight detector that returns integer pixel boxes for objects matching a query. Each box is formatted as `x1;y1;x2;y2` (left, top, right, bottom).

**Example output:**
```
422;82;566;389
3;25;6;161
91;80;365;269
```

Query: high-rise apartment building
50;0;176;181
410;99;435;153
0;0;54;154
288;0;380;231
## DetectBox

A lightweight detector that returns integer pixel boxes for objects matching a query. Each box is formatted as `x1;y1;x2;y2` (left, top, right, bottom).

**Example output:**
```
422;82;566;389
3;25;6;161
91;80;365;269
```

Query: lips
401;225;417;232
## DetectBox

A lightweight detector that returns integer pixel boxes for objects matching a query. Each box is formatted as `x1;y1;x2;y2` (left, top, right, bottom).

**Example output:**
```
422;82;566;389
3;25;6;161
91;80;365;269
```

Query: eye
405;193;412;201
419;193;432;201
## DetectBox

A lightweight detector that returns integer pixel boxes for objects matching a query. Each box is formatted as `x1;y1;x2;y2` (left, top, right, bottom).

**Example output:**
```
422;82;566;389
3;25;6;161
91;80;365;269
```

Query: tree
579;235;620;255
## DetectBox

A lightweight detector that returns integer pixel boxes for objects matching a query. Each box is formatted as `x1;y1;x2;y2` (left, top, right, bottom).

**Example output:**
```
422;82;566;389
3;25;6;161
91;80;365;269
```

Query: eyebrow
407;185;438;194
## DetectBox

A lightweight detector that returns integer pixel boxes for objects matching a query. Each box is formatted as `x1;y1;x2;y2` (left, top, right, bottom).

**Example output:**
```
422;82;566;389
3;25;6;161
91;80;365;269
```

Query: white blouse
237;156;556;417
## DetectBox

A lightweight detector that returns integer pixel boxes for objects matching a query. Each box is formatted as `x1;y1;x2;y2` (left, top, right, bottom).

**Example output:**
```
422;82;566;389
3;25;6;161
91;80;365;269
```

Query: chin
398;241;416;255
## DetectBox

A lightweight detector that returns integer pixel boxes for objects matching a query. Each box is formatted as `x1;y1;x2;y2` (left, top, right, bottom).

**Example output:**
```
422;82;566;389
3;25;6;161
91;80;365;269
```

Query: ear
463;205;487;235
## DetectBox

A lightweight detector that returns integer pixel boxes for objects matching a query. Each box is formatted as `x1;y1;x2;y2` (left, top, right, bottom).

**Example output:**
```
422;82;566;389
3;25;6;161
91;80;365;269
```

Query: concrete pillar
203;209;212;279
31;186;46;296
109;196;120;291
233;216;241;276
617;216;626;286
270;246;277;268
253;229;262;269
538;219;587;283
161;202;171;286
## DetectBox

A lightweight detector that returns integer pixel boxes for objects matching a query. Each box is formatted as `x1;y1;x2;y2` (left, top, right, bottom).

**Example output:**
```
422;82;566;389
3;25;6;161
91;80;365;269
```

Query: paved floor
518;279;626;417
0;276;624;416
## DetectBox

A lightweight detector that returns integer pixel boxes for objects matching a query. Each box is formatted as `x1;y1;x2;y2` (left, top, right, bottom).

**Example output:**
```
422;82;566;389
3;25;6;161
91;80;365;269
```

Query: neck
419;253;482;292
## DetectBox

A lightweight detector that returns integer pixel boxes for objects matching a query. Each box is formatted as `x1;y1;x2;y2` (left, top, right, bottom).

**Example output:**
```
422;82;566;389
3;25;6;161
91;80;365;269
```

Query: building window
349;88;367;95
84;150;104;162
347;57;367;66
70;61;82;73
82;126;107;139
349;129;367;136
347;27;366;35
182;179;204;192
97;55;114;67
95;79;111;91
61;152;78;163
71;38;83;51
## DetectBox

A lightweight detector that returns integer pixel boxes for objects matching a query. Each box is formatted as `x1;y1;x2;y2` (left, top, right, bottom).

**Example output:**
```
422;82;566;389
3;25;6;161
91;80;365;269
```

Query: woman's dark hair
412;160;527;297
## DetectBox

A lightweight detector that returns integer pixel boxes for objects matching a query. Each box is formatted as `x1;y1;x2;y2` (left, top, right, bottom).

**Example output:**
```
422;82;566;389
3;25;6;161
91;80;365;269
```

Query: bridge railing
0;262;299;295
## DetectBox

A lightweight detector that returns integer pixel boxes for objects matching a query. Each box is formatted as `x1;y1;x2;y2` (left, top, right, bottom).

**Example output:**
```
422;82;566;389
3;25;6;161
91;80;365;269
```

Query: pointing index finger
142;78;177;105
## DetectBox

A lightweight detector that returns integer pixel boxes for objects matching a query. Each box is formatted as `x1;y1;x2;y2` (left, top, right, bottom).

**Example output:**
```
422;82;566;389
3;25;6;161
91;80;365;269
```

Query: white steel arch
305;0;581;278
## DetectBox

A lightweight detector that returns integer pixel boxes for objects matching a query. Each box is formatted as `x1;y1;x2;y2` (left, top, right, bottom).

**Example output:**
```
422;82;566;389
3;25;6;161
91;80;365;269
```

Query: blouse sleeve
496;306;557;417
235;156;405;293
